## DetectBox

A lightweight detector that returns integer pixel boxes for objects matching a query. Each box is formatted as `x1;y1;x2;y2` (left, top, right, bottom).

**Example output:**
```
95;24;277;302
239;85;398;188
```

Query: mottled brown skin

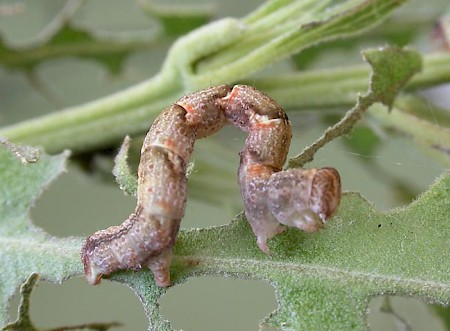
81;85;341;287
219;85;292;253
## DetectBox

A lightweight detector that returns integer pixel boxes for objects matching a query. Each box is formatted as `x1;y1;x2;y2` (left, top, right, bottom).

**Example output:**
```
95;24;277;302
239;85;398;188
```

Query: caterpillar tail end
81;248;103;285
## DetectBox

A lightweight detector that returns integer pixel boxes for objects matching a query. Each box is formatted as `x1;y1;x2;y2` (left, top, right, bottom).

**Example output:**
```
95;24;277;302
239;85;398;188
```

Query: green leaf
363;47;422;108
191;0;410;88
138;0;214;37
2;274;38;331
0;142;82;328
0;144;448;330
0;0;216;75
112;136;138;197
113;173;450;330
0;22;157;74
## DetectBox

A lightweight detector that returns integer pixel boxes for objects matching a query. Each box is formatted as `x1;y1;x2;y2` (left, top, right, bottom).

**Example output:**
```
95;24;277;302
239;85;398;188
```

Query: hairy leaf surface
111;173;450;331
0;143;81;327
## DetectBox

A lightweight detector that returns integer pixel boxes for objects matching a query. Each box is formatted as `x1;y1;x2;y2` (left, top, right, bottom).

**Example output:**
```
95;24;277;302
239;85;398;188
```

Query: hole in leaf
160;276;277;331
7;291;20;323
368;296;447;331
30;277;147;330
31;165;135;237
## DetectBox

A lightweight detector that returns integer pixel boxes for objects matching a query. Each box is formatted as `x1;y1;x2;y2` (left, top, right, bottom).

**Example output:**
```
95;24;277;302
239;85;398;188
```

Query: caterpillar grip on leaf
81;85;341;287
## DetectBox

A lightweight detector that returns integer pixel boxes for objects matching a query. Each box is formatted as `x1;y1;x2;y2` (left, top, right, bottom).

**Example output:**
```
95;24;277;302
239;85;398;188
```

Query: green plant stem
0;34;164;70
1;52;447;154
0;73;180;153
288;95;375;168
369;104;450;166
0;0;423;154
247;52;450;109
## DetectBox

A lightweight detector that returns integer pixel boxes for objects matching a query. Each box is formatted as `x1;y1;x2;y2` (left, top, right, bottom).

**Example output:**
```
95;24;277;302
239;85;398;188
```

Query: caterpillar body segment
81;85;341;287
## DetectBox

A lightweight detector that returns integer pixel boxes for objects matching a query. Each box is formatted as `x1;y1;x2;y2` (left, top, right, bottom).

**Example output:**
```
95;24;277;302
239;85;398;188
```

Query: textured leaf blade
138;0;214;37
363;47;422;108
264;174;450;329
193;0;409;87
113;136;138;197
0;23;151;74
114;173;450;330
0;143;82;327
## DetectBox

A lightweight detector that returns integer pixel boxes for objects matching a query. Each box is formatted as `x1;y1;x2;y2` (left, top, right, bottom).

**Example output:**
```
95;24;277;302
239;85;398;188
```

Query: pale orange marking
158;200;171;212
164;138;176;149
177;101;195;114
224;87;239;104
247;164;269;176
254;121;276;129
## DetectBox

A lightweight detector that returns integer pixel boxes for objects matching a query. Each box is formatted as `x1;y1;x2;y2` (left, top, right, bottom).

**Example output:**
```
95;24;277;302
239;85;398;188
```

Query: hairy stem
288;95;375;168
247;53;450;109
1;52;446;154
0;0;426;154
0;73;178;153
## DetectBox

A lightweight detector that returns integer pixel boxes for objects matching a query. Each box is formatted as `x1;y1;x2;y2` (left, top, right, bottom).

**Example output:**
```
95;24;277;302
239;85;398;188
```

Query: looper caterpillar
81;85;341;287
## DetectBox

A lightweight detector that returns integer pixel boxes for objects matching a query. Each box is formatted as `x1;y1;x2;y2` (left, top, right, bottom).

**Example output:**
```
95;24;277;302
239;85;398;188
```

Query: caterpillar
81;85;341;287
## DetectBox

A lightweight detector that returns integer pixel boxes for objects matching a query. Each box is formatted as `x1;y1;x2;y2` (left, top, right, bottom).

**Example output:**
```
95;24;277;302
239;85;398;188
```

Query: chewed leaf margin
0;142;83;328
110;172;450;331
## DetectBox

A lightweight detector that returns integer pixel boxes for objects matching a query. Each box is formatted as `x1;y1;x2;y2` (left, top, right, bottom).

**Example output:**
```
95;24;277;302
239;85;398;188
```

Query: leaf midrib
173;255;450;295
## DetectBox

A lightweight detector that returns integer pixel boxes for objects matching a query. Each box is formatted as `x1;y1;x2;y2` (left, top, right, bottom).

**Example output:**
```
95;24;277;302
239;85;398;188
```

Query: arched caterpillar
81;85;341;287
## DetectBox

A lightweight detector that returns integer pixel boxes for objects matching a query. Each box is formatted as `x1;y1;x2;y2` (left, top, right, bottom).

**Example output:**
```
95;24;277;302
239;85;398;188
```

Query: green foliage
111;172;450;330
0;0;450;330
362;47;422;108
0;137;449;330
138;0;214;37
107;46;448;330
112;136;138;197
0;1;213;75
0;0;410;153
0;22;142;74
3;274;39;331
0;143;81;327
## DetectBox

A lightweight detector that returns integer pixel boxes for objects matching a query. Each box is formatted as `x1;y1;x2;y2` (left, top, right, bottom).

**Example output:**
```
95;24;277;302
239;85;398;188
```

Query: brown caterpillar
81;85;341;287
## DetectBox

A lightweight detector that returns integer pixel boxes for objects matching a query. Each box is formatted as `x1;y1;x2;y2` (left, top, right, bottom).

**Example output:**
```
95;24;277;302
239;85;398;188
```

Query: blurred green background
1;0;449;330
